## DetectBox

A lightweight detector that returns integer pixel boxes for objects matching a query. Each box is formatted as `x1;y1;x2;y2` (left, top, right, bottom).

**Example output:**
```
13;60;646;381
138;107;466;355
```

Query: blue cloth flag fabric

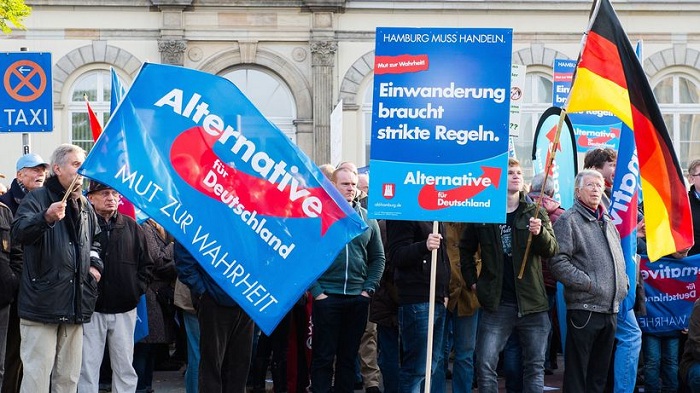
609;124;640;315
638;254;700;334
80;62;367;334
109;68;148;341
134;294;148;342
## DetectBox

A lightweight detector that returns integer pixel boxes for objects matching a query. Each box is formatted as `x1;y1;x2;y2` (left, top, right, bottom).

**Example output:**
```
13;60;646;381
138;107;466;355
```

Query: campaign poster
368;27;513;223
553;58;621;153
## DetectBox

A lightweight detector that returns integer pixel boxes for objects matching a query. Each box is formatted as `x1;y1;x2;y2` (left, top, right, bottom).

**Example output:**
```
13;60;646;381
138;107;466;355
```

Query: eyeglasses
582;182;604;190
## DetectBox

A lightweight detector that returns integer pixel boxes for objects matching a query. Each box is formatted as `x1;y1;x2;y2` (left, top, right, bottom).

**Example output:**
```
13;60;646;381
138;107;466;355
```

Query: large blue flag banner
368;27;512;222
108;68;148;342
80;62;368;334
638;254;700;334
610;123;639;315
552;59;621;153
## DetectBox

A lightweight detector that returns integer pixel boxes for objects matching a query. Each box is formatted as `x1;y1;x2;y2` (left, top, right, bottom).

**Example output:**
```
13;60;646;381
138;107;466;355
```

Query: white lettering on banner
202;165;296;259
378;82;506;103
381;33;505;44
640;264;700;281
189;225;278;312
154;89;321;218
375;124;497;146
404;170;492;187
609;150;639;226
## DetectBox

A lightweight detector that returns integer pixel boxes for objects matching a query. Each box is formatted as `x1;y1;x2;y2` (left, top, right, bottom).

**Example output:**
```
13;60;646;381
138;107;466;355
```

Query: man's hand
426;233;443;251
636;219;646;238
315;293;328;301
89;266;101;283
44;201;66;224
528;217;542;236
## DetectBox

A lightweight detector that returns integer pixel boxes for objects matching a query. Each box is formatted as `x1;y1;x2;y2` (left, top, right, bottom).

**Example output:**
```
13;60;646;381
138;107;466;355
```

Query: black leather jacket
94;212;153;314
12;176;103;324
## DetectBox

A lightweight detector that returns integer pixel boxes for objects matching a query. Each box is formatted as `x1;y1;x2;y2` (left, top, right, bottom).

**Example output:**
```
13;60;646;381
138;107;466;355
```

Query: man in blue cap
0;152;49;393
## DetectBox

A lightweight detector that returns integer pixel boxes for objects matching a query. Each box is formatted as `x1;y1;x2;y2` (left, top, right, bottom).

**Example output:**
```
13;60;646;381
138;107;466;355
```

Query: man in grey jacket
549;169;628;393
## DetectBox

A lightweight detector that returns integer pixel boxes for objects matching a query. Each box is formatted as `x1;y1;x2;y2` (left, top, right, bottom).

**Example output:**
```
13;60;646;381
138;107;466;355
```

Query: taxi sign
0;52;53;132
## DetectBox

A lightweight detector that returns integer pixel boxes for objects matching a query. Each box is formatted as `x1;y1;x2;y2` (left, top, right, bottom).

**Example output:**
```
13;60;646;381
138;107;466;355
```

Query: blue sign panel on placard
0;52;53;132
368;27;513;223
553;58;620;152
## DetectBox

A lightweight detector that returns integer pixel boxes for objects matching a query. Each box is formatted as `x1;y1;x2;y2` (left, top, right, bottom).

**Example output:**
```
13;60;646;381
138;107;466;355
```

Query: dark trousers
563;310;617;393
310;294;370;393
1;302;21;393
252;312;291;393
198;293;254;393
133;343;155;392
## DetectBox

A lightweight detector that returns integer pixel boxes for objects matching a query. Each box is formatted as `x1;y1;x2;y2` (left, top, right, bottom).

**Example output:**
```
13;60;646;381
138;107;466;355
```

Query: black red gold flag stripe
567;0;693;261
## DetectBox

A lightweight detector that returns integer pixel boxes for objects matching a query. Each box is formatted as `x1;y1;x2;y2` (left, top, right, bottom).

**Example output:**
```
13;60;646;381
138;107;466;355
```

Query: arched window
221;68;297;142
68;70;111;153
653;70;700;172
517;68;553;179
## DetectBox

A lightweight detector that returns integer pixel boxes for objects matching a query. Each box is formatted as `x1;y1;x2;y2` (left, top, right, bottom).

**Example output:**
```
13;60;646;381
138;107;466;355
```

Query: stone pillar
310;40;337;165
151;1;192;65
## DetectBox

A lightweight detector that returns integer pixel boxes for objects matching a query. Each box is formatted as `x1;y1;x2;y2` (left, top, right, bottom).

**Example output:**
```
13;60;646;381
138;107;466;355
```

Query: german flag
567;0;693;261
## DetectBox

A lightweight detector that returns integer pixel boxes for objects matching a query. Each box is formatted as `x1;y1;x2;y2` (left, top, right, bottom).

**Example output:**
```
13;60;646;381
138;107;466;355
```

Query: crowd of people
2;144;700;393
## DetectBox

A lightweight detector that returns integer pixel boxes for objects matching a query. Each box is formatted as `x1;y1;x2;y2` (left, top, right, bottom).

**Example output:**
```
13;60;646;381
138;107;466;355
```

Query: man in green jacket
308;166;385;393
459;158;557;393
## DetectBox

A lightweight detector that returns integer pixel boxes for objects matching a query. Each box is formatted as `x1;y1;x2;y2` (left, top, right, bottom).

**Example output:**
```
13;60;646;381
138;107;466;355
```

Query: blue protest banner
79;62;367;334
638;254;700;334
553;58;621;153
610;124;640;315
368;27;512;223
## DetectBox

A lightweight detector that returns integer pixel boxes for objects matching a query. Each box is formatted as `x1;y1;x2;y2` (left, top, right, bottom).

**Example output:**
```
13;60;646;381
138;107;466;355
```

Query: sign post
0;52;53;133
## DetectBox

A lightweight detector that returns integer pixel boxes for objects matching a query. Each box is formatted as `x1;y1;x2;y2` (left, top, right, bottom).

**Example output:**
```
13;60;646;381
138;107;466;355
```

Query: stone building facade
0;0;699;177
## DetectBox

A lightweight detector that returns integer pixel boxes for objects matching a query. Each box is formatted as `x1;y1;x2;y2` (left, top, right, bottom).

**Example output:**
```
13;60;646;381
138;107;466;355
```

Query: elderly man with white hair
549;169;628;393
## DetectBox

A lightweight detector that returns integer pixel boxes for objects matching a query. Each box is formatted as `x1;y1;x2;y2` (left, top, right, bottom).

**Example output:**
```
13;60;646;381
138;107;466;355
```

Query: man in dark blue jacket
175;241;253;393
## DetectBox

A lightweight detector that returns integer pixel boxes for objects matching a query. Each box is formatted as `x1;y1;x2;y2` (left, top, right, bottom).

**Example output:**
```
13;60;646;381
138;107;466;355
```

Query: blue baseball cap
16;153;49;171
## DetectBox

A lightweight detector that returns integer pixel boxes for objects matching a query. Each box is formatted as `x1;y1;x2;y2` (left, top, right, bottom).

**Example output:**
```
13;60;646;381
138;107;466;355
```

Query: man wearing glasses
549;169;629;393
78;181;153;393
687;159;700;256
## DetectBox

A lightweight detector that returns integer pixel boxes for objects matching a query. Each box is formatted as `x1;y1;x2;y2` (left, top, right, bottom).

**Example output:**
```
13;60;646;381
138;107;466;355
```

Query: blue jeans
687;363;700;392
183;311;200;393
476;303;549;393
643;334;679;393
614;309;642;393
311;295;369;393
398;302;446;393
450;311;478;393
503;333;523;393
377;325;400;393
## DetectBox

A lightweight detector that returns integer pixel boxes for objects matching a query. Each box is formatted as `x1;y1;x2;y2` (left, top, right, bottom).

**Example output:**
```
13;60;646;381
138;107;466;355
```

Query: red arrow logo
169;126;347;236
417;167;501;210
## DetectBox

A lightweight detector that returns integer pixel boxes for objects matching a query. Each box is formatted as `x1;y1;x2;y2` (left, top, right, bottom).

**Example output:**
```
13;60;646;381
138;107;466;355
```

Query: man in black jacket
78;181;153;393
12;144;103;393
0;201;21;391
0;152;48;393
387;220;450;393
